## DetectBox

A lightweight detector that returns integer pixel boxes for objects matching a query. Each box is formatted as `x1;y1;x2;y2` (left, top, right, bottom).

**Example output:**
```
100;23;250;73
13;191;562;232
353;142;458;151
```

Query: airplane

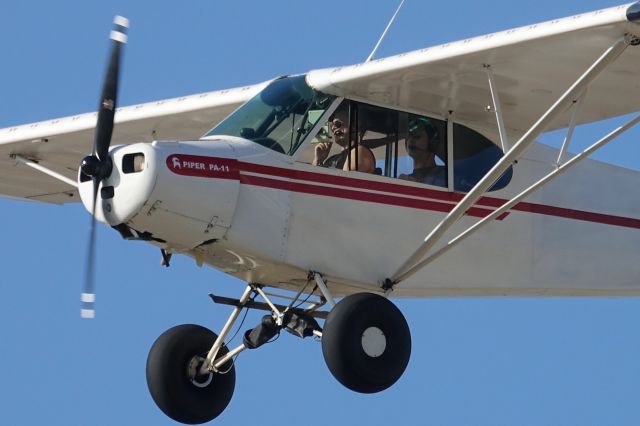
2;2;640;424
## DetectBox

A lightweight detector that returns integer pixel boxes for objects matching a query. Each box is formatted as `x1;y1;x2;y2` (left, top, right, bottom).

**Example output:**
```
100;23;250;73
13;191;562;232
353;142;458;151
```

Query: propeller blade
81;178;100;318
94;15;128;162
80;15;129;318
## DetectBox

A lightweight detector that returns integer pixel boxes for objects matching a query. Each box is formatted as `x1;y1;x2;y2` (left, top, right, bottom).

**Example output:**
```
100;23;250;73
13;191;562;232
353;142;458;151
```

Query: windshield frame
204;75;336;156
291;96;344;162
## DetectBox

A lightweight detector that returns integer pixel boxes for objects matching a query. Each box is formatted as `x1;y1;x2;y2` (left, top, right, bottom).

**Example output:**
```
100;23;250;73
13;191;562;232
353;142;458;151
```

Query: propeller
80;15;129;319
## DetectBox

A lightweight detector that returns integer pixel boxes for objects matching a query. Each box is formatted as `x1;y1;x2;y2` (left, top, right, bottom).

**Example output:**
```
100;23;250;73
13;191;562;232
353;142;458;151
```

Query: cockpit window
452;124;512;192
204;75;335;155
298;100;448;186
297;99;512;192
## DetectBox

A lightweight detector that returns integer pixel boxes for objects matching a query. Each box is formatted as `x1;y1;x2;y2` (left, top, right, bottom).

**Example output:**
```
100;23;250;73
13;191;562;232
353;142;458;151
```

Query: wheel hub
361;326;386;358
187;356;213;388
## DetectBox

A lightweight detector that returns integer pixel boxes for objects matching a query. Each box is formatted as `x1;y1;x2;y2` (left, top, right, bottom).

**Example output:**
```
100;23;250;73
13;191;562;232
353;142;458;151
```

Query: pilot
399;117;446;186
312;104;375;173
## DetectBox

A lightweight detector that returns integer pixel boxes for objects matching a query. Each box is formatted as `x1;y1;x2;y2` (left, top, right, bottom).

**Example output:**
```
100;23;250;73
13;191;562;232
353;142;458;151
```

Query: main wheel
146;324;235;424
322;293;411;393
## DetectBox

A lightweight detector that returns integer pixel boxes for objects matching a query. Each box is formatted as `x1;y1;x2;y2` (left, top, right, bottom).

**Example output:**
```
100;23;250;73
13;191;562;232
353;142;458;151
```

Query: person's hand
399;173;416;181
313;142;332;165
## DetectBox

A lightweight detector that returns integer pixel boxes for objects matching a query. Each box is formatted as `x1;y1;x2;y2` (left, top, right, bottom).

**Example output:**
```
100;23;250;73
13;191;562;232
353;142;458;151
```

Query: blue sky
2;1;640;425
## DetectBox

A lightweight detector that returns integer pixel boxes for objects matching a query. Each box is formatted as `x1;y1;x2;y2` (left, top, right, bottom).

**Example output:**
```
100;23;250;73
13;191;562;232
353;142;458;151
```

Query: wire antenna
365;0;406;62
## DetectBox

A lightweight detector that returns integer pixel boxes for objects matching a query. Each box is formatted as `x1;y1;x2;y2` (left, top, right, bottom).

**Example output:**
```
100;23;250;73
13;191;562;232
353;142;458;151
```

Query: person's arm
343;146;375;173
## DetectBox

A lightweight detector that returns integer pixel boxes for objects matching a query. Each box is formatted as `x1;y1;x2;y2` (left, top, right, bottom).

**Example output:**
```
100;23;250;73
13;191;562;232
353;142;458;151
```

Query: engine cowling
78;139;241;250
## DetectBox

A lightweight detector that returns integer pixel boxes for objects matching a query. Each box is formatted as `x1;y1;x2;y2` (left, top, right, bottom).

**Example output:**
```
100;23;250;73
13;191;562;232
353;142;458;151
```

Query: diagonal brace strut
394;113;640;283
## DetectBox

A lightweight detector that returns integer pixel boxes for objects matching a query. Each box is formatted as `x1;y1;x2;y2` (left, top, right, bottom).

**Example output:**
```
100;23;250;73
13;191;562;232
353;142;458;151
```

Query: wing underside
0;83;265;204
307;3;640;140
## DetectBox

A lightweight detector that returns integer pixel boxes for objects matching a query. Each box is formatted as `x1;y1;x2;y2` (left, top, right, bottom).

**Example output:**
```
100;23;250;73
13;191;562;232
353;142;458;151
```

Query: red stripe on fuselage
511;202;640;229
238;161;515;209
165;154;640;229
237;161;640;229
239;174;501;219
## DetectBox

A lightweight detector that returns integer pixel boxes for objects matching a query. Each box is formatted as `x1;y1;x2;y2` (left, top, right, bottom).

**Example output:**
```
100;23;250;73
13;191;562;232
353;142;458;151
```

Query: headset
406;117;439;153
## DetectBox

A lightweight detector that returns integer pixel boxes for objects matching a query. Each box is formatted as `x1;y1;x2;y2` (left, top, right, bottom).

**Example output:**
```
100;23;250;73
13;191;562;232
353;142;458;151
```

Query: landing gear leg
146;281;325;424
146;276;411;422
146;286;254;425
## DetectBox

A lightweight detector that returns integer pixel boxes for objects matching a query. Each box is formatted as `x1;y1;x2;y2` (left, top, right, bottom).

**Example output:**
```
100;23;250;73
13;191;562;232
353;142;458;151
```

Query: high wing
306;2;640;287
307;3;640;139
3;4;640;204
0;83;266;204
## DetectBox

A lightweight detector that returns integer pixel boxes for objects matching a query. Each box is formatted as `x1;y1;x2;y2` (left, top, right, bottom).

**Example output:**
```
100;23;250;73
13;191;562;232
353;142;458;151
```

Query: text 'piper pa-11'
2;3;640;424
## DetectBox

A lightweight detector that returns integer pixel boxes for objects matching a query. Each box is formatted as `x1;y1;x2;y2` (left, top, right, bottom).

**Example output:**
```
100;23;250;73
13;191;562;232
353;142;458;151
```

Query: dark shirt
410;166;446;187
321;150;348;169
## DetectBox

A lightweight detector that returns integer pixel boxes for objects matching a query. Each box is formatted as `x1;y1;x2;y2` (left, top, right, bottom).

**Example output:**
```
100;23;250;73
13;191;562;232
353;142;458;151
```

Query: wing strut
395;113;640;284
390;34;635;286
484;64;510;153
12;155;78;188
556;89;587;165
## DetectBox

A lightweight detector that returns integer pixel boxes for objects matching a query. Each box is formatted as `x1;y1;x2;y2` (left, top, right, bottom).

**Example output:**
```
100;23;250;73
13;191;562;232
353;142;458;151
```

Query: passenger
312;105;375;173
399;117;446;186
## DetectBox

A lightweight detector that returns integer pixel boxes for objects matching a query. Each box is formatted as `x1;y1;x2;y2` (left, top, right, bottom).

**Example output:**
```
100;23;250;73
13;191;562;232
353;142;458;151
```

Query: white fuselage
78;136;640;297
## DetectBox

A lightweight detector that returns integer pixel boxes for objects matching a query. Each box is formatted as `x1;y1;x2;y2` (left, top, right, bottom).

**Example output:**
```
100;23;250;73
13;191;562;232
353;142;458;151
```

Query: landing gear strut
145;274;412;424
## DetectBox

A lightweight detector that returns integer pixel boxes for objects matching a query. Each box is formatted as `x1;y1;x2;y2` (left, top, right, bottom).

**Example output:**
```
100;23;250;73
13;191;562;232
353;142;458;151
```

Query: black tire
322;293;411;393
146;324;235;424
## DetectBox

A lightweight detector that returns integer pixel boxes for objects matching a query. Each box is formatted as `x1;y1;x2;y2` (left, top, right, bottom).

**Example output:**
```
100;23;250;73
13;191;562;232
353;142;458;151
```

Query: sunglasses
330;118;344;129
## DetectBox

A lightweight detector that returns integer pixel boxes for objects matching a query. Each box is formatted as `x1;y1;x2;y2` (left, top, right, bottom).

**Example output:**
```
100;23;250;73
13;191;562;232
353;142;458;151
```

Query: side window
302;100;392;174
452;124;512;192
355;106;447;187
296;99;511;193
396;113;447;187
297;100;448;188
356;103;397;177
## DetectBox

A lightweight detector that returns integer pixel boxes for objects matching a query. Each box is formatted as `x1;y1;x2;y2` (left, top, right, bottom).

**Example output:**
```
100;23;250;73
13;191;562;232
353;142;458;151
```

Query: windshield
205;75;335;155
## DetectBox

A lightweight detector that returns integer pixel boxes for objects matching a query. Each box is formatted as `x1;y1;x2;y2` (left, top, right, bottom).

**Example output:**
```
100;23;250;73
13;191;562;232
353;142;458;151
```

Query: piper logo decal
166;154;239;179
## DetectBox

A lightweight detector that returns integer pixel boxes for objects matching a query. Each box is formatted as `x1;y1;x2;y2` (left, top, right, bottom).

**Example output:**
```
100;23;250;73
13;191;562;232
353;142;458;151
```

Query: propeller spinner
80;15;129;319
